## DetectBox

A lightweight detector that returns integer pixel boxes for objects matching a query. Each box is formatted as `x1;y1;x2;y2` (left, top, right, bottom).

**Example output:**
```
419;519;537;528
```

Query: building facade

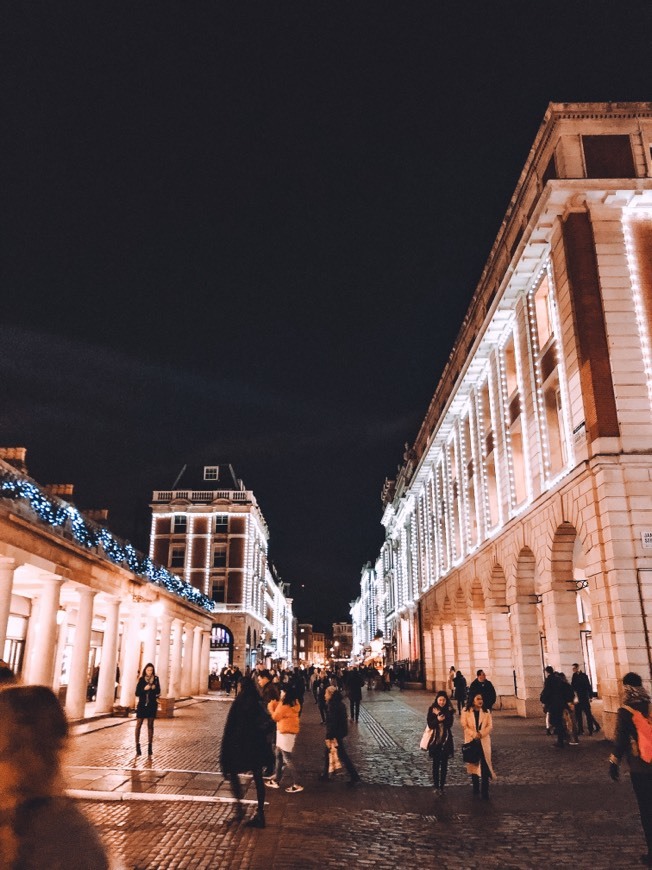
357;103;652;731
149;464;293;672
0;449;214;718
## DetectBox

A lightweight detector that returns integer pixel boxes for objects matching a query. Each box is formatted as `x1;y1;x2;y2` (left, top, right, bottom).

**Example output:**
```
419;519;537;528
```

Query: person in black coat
468;670;497;712
426;691;455;794
453;670;468;716
346;668;364;723
320;688;360;785
220;676;275;828
540;666;567;747
571;663;600;735
134;663;161;757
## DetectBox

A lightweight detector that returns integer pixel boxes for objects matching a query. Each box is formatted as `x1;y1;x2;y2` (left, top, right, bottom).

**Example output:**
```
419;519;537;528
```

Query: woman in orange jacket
266;684;303;793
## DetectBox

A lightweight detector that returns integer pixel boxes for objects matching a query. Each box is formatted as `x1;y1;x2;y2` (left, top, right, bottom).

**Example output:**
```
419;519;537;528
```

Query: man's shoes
264;778;280;789
569;740;579;746
285;784;304;793
245;814;265;829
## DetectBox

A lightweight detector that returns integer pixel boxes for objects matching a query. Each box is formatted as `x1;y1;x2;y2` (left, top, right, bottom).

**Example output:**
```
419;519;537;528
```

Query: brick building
149;464;293;672
355;102;652;733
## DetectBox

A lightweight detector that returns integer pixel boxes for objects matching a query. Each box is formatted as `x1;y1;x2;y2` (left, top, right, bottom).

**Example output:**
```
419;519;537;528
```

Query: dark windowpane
582;135;635;178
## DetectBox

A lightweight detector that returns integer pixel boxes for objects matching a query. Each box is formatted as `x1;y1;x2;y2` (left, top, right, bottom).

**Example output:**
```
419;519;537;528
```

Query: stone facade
356;103;652;734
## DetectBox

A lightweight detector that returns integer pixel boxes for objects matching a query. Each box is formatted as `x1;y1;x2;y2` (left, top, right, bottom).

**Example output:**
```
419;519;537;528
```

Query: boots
135;744;142;756
148;743;153;756
245;811;265;828
472;774;480;795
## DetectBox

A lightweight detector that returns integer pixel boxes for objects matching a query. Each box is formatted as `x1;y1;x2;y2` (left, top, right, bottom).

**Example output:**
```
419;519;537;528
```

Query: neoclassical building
0;448;213;718
356;102;652;731
149;464;294;672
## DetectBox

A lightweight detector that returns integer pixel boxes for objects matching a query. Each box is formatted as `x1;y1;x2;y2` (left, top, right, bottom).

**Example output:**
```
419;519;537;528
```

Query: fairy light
527;273;551;480
545;262;575;485
498;331;518;512
623;214;652;409
184;514;194;585
468;400;482;550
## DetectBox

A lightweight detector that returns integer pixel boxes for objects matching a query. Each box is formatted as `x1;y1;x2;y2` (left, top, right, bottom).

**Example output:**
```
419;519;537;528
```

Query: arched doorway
210;623;234;674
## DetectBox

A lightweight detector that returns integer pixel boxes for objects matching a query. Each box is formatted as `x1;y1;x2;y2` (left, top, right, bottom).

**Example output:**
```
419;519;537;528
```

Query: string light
0;468;214;612
623;214;652;408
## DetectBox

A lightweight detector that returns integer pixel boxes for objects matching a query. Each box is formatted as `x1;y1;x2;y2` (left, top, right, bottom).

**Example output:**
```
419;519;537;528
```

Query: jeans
430;746;449;789
229;768;265;815
575;699;599;734
349;698;360;721
273;747;296;787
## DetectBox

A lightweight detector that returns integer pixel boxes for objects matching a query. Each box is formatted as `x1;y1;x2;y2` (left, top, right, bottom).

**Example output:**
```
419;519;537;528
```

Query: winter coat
540;673;565;714
426;704;454;757
460;707;496;778
135;676;161;719
220;687;275;775
453;673;467;702
468;678;497;711
346;671;364;701
612;696;652;776
268;699;301;734
325;692;349;740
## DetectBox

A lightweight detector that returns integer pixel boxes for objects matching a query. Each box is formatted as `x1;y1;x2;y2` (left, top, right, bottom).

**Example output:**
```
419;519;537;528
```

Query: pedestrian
426;690;454;795
572;663;601;736
220;676;275;828
468;669;497;712
347;666;364;723
461;691;495;799
609;672;652;866
265;684;303;793
315;675;328;723
559;672;579;745
453;670;467;715
256;669;281;707
134;662;161;757
0;685;111;869
447;666;456;697
319;686;361;785
540;666;567;748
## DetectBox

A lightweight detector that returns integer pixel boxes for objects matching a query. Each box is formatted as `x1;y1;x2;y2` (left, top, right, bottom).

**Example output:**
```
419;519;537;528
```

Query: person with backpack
609;672;652;866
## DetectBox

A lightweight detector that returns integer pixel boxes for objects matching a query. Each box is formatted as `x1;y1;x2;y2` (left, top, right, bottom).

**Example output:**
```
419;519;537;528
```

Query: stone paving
65;688;645;869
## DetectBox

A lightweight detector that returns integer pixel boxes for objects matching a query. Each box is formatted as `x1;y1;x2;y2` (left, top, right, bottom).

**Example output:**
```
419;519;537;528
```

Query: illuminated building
150;464;294;672
369;103;652;731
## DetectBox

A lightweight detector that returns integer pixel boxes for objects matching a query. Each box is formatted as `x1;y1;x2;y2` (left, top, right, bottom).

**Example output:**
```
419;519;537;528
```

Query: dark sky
2;3;651;631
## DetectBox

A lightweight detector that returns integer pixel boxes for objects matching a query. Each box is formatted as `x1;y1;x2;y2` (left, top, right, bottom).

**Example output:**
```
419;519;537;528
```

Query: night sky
2;4;651;631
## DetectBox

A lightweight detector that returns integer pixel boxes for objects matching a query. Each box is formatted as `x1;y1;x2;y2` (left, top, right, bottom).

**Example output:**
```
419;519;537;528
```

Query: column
0;557;16;656
142;611;158;670
169;618;184;699
118;604;142;708
96;597;120;713
200;630;210;693
180;623;193;697
65;587;96;720
191;625;203;695
29;574;64;686
157;612;173;697
485;607;514;700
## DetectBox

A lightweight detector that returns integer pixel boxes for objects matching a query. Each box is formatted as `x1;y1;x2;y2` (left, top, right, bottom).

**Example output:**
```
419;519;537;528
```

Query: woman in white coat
460;691;496;799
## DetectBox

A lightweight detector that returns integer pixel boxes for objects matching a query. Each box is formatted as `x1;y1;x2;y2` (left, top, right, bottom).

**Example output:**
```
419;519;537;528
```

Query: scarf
623;685;651;708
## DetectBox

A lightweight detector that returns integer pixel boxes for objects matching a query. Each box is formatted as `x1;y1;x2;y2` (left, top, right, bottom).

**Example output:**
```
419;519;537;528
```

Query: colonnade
0;555;212;720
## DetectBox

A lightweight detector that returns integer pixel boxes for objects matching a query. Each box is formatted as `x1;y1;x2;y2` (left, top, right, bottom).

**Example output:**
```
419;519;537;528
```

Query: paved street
66;688;643;869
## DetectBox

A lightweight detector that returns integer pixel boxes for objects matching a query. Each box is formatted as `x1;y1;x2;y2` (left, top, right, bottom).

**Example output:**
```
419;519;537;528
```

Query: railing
152;489;254;504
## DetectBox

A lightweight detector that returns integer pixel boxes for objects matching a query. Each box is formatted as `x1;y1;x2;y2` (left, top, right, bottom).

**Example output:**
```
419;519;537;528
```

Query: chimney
0;447;28;475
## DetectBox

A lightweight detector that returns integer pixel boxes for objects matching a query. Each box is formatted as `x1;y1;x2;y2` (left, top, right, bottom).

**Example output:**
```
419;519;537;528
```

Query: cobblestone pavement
65;688;644;869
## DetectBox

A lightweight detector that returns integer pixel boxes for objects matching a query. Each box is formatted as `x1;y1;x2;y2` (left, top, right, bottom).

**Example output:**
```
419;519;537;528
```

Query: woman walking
266;684;303;793
320;686;360;785
0;685;110;868
453;670;468;715
220;676;275;828
134;662;161;756
461;692;496;799
426;691;455;794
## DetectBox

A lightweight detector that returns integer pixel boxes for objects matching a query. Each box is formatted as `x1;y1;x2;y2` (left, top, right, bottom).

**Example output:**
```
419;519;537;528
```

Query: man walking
571;663;600;735
468;670;497;712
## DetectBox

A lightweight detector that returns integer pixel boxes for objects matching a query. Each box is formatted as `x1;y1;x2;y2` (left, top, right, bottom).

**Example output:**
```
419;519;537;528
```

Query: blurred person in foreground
0;684;114;869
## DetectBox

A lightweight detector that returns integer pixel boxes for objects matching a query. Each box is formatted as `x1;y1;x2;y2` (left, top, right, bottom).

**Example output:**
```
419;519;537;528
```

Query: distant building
149;464;293;672
331;621;353;662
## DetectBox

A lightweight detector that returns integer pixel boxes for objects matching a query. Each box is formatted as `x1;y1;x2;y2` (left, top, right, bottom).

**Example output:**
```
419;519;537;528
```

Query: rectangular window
172;515;187;534
204;466;219;481
211;578;225;603
215;515;229;534
213;546;227;569
582;134;635;179
170;546;185;568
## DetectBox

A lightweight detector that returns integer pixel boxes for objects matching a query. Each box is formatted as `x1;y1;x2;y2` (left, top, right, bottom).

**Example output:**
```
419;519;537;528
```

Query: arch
543;523;584;676
469;578;489;680
488;562;507;610
209;623;234;670
511;547;544;713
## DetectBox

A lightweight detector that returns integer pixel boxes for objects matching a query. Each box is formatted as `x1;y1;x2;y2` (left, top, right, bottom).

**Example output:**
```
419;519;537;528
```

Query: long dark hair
140;662;157;681
432;690;451;709
281;684;299;706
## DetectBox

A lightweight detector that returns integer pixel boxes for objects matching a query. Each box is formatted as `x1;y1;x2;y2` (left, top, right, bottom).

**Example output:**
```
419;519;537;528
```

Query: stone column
485;607;514;702
191;626;203;695
180;623;193;697
169;618;184;699
142;611;158;670
511;598;544;716
541;589;583;676
65;587;96;720
52;606;68;694
157;612;173;697
0;557;16;656
200;630;210;693
95;597;120;713
30;574;64;687
119;604;142;708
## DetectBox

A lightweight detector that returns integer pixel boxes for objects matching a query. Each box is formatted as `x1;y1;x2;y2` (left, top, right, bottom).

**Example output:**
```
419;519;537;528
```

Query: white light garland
623;214;652;409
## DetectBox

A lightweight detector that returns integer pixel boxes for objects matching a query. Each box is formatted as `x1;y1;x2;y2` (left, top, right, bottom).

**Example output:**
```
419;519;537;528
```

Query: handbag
326;739;342;773
462;740;481;764
419;725;434;751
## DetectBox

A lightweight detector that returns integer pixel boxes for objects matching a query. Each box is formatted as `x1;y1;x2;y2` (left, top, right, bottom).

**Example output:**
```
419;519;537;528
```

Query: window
204;466;219;481
213;546;227;569
172;515;187;534
211;578;226;604
215;515;228;534
170;546;185;568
